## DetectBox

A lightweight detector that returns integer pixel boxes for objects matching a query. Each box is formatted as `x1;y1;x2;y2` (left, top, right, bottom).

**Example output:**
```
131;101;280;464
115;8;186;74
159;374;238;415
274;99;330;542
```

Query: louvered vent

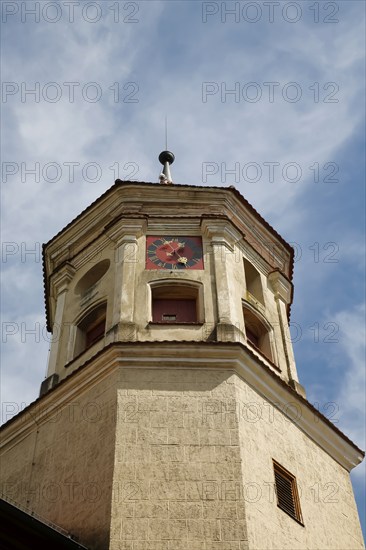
273;460;303;525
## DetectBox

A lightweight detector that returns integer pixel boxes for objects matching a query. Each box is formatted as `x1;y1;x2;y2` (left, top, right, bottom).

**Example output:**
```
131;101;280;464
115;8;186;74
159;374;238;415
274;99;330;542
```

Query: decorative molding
244;291;266;316
106;218;147;245
146;219;201;234
50;262;76;296
268;270;293;304
201;218;242;248
241;243;271;277
1;343;363;472
211;237;234;253
236;210;291;273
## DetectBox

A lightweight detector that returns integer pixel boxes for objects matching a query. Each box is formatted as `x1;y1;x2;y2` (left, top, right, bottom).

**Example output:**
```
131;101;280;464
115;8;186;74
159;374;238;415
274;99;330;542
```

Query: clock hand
171;247;186;262
162;238;173;250
162;239;185;258
170;241;187;264
162;239;175;258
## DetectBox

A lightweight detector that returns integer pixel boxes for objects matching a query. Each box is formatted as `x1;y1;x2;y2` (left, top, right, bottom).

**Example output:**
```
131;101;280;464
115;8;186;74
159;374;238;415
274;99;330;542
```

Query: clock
146;236;204;270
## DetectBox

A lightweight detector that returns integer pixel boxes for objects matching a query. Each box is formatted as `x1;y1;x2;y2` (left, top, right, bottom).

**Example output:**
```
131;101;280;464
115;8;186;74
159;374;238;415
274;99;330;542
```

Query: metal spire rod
158;116;174;184
165;115;168;150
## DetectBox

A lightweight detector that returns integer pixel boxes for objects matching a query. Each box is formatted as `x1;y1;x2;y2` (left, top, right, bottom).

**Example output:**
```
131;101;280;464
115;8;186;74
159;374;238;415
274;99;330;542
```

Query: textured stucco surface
1;365;364;549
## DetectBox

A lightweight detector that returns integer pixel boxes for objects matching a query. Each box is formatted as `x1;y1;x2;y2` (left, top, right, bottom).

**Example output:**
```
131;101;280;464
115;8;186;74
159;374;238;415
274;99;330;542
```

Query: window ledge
65;335;104;368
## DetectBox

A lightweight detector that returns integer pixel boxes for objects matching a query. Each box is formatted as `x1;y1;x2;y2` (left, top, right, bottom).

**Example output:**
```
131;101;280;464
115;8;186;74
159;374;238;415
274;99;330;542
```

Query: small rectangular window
273;460;303;525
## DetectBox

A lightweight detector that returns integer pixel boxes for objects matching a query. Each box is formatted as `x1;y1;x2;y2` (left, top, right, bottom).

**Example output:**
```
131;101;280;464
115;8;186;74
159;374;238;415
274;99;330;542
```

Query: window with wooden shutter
151;284;200;324
273;460;303;525
153;297;197;323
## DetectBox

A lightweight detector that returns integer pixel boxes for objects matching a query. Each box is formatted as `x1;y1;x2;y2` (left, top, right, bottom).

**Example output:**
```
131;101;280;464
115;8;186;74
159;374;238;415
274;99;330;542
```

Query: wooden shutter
273;460;303;524
152;298;197;323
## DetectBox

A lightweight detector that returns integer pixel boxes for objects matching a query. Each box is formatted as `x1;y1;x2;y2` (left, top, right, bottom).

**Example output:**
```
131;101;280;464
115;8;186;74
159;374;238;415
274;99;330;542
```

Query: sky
1;0;365;539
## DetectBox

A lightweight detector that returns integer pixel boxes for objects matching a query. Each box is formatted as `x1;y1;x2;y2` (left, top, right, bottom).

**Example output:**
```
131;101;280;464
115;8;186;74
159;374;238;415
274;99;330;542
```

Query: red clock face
146;236;204;270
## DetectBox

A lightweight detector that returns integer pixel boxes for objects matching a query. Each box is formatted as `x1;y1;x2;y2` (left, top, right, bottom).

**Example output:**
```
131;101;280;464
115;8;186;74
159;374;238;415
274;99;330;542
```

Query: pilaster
45;262;76;382
202;219;244;343
268;270;305;395
107;218;146;342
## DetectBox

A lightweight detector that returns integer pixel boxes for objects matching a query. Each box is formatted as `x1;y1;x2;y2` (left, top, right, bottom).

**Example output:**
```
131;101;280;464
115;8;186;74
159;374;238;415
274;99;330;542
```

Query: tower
0;153;364;549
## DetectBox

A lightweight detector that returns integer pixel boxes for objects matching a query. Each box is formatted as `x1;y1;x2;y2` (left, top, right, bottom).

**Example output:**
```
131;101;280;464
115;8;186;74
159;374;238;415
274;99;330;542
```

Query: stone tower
1;155;364;549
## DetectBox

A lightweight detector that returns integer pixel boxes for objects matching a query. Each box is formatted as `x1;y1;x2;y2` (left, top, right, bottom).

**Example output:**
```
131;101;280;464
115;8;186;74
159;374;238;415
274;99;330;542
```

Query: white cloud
333;304;366;447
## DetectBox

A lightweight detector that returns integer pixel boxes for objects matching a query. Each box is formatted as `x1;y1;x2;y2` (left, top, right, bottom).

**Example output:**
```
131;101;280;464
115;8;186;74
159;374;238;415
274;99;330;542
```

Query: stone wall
1;371;118;549
1;360;364;550
110;368;249;550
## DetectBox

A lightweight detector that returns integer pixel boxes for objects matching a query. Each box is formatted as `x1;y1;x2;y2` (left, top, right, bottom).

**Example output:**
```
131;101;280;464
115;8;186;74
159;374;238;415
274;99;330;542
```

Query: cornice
146;217;201;234
43;184;293;273
201;217;243;250
1;342;363;472
105;217;147;245
49;262;76;296
268;269;293;304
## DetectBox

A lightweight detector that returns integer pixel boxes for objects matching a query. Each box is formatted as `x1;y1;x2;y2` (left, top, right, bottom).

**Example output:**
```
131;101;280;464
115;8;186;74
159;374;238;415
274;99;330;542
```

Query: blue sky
1;0;365;539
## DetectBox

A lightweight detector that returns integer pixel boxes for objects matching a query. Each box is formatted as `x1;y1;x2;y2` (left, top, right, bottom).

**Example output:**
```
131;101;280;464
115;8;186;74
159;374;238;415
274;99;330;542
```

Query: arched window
150;281;203;324
243;304;273;362
74;302;107;356
243;258;265;307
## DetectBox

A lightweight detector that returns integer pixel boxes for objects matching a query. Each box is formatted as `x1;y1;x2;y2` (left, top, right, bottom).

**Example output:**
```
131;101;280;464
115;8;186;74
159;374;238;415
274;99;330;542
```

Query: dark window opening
246;327;260;348
85;318;106;348
75;303;107;357
243;306;273;362
243;258;264;306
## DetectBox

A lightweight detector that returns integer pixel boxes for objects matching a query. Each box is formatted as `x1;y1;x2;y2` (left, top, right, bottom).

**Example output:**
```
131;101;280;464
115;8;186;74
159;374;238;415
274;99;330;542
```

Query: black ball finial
159;151;175;165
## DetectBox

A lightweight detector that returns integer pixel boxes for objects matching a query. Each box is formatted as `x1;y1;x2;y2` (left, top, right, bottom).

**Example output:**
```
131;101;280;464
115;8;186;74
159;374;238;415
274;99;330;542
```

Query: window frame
242;301;275;364
149;279;204;325
243;258;265;307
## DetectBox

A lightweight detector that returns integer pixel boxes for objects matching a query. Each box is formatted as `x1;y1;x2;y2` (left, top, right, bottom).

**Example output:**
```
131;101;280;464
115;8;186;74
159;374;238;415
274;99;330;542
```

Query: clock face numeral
146;236;204;270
